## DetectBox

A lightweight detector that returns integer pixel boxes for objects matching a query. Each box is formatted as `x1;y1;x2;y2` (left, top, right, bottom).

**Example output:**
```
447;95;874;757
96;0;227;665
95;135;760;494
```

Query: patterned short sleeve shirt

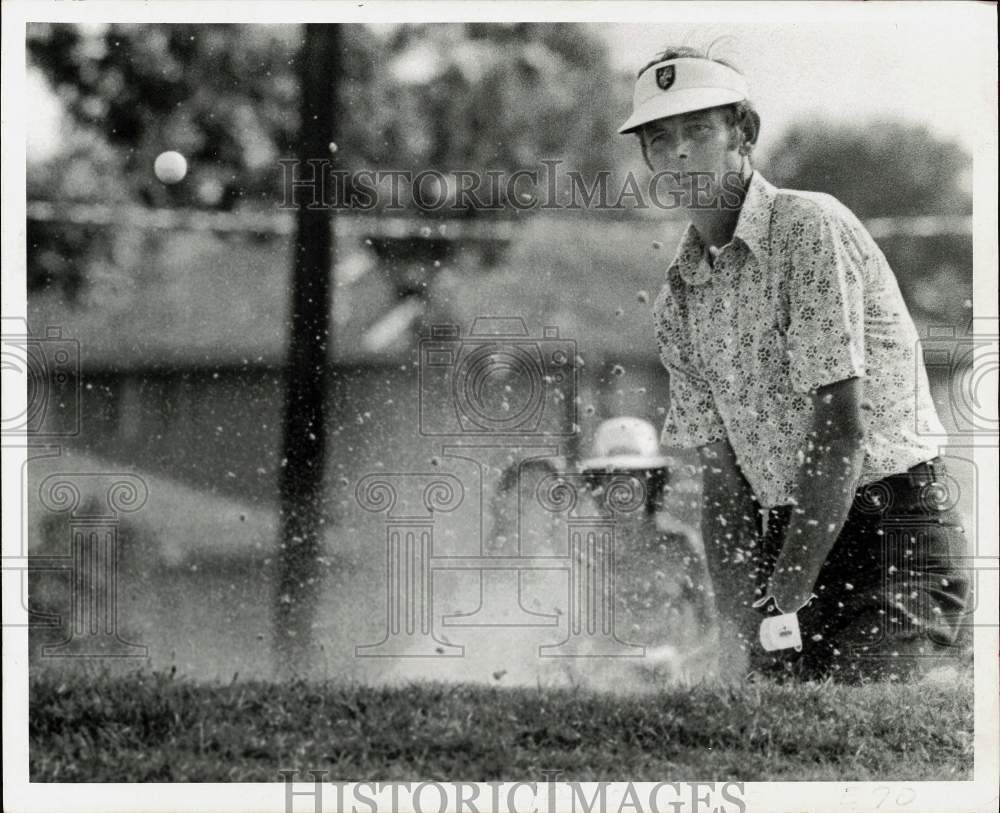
653;171;946;507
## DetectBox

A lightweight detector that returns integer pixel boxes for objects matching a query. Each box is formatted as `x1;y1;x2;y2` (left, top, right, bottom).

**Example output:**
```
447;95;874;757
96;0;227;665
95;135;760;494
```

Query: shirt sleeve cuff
789;332;866;393
660;406;728;448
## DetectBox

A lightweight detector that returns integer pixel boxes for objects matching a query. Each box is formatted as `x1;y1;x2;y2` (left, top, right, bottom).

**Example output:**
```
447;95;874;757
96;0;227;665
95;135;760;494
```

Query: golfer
620;46;970;682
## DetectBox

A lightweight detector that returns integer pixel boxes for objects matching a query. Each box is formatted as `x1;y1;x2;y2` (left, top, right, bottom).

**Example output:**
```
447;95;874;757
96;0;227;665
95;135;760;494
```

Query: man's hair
635;44;760;164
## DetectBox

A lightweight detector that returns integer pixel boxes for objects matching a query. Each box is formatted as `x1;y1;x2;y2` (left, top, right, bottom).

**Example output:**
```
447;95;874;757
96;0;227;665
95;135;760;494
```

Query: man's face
639;107;742;204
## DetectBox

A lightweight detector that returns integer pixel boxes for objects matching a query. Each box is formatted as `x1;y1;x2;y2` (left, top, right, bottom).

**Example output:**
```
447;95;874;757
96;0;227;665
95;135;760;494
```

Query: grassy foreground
29;669;972;782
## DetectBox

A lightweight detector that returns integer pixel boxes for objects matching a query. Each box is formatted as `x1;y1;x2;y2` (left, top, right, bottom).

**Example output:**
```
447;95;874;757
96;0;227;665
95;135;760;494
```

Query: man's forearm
768;433;865;610
698;440;767;672
700;441;760;548
699;441;762;611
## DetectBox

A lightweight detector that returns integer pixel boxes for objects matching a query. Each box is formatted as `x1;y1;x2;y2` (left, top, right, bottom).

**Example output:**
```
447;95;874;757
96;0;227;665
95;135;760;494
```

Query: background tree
763;119;971;218
27;22;620;297
29;24;317;210
762;119;972;327
27;22;617;211
376;24;615;189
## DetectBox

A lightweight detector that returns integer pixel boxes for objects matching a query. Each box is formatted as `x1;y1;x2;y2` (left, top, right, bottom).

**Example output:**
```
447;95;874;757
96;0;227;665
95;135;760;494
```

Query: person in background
579;417;714;660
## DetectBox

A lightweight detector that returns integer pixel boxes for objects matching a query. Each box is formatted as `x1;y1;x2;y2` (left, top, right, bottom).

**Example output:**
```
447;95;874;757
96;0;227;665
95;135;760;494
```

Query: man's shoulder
772;186;861;228
770;185;875;254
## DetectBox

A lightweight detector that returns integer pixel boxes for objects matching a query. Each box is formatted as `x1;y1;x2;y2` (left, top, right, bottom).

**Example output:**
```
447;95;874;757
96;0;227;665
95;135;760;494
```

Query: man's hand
767;377;866;612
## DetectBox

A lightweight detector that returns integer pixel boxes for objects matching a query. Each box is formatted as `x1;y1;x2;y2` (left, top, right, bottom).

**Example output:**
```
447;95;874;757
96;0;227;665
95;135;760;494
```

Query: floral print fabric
653;172;946;507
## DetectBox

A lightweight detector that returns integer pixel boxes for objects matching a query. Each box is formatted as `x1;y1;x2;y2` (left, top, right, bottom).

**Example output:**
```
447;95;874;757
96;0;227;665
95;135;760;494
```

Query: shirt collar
733;170;777;259
668;171;778;286
668;223;708;285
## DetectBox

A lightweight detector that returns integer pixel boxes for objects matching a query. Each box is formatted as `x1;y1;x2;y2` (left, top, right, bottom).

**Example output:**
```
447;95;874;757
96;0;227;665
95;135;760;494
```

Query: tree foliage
764;119;971;218
26;23;619;297
27;22;617;210
374;24;615;180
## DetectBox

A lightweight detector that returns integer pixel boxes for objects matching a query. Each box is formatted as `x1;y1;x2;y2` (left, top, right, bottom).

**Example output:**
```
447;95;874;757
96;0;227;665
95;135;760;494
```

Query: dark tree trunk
274;23;339;676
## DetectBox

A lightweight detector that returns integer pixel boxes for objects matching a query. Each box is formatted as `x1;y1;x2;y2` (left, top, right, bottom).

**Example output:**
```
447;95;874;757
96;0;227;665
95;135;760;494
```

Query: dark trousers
747;459;972;682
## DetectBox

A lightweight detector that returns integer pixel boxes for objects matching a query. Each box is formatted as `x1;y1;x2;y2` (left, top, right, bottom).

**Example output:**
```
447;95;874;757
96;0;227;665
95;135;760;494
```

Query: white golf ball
154;151;188;184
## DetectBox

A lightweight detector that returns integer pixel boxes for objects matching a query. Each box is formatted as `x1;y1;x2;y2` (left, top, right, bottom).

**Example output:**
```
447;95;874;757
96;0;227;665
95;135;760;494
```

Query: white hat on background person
618;57;750;135
579;417;670;472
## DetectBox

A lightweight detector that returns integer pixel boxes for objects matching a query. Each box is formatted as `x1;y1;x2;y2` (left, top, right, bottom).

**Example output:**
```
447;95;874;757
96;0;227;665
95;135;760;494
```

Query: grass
30;667;973;782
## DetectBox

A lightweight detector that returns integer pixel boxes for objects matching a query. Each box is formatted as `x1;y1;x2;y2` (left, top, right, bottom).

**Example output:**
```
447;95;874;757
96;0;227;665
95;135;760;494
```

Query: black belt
847;458;946;501
899;457;946;480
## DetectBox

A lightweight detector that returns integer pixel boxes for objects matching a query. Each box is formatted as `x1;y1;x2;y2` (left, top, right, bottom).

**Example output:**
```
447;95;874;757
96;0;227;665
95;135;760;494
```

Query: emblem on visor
655;65;676;91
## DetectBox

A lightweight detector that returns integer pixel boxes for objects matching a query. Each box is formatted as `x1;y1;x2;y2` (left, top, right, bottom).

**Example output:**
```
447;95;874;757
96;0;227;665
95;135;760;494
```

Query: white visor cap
579;417;669;472
618;57;750;135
